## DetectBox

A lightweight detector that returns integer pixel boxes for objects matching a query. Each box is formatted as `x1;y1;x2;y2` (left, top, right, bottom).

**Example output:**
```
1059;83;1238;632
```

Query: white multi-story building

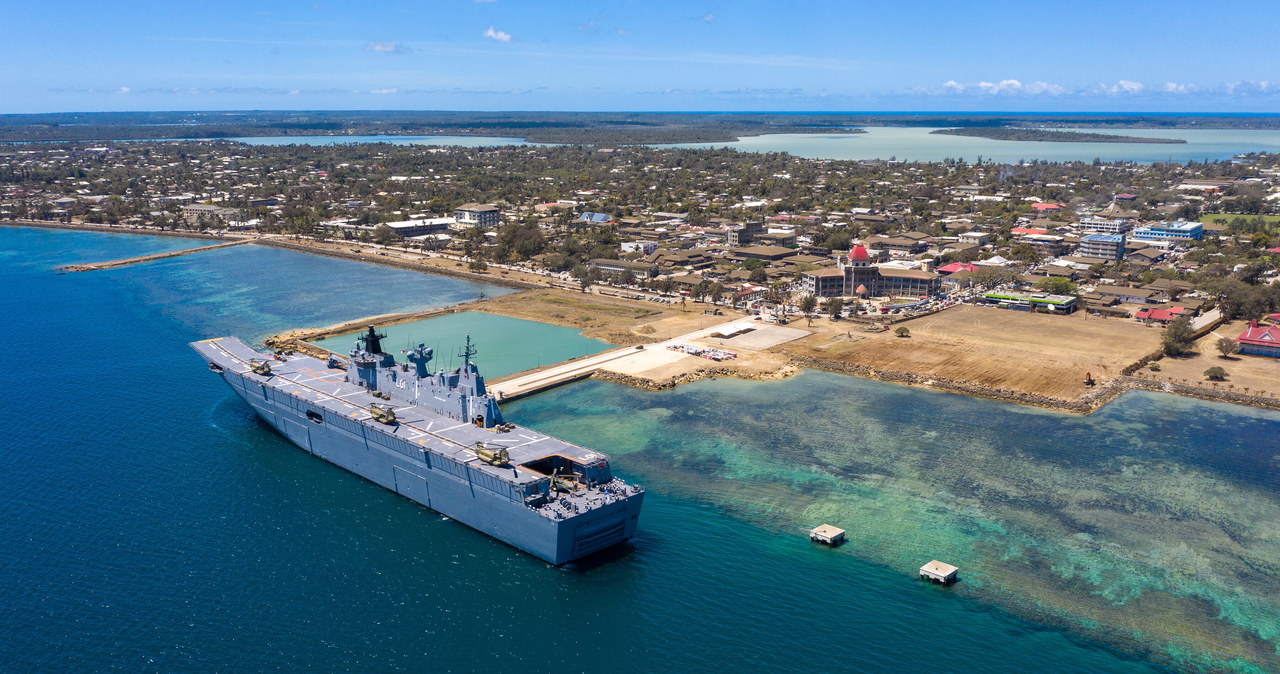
454;203;501;228
1078;217;1132;235
1078;234;1125;261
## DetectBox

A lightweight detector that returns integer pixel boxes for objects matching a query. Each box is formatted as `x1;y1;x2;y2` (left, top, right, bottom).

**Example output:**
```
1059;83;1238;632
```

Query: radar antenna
358;325;388;355
459;335;477;365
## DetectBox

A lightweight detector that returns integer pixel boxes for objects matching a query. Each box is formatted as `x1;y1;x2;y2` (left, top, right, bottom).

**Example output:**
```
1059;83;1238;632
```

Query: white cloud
369;88;398;95
483;25;512;42
702;13;715;22
941;79;1065;96
1102;80;1144;95
1224;80;1271;95
364;41;411;54
114;86;131;94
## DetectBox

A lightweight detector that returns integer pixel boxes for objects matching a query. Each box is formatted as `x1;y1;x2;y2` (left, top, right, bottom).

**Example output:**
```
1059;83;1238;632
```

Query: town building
1237;321;1280;357
588;258;659;279
620;240;660;255
725;221;764;247
1021;234;1067;258
980;291;1078;314
798;244;942;298
336;218;453;239
1078;217;1132;235
1131;221;1204;241
454;203;501;228
1078;234;1126;261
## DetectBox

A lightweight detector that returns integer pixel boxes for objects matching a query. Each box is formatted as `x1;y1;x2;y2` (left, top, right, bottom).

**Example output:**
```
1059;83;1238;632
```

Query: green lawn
1202;213;1280;225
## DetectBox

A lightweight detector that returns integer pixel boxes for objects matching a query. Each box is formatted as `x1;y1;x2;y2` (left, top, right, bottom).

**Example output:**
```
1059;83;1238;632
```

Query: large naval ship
192;327;644;565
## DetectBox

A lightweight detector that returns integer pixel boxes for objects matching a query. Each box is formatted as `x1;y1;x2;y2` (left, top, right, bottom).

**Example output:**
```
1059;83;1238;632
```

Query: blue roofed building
1131;221;1203;242
574;212;614;225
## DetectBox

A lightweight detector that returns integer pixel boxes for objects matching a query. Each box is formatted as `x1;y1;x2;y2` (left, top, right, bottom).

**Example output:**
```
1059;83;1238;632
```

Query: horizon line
4;109;1280;118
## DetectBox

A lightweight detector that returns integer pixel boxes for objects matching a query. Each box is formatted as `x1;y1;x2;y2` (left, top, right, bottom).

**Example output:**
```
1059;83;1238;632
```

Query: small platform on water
920;560;959;585
809;524;846;546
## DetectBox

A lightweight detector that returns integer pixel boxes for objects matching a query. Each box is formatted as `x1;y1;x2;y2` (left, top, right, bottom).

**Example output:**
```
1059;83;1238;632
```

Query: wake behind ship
192;327;643;565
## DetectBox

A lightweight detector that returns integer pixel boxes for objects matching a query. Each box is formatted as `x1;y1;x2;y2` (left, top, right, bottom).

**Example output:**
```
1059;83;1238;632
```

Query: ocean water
1;226;1273;671
511;375;1280;672
312;311;612;380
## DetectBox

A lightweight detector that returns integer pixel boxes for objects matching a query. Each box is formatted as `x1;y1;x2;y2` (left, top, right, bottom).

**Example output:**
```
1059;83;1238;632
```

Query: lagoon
211;126;1280;163
658;127;1280;163
312;311;611;379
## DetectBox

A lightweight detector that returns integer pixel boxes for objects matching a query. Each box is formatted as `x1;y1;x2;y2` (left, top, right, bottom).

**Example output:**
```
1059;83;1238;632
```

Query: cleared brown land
469;289;725;345
781;305;1162;399
1147;320;1280;397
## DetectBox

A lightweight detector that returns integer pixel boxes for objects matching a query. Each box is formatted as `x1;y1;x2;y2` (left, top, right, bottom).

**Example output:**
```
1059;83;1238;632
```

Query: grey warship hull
192;336;643;565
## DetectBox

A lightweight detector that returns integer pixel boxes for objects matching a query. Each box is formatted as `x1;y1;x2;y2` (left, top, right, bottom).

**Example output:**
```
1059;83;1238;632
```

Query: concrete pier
489;318;804;401
59;240;251;272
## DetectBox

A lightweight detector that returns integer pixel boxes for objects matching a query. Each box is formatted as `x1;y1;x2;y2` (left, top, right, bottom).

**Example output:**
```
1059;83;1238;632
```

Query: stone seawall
254;239;538;291
3;219;232;241
590;363;800;392
793;354;1280;415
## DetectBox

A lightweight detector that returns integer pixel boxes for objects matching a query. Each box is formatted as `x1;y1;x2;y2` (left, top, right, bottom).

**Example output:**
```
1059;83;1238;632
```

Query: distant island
0;111;868;145
930;127;1187;144
5;110;1280;144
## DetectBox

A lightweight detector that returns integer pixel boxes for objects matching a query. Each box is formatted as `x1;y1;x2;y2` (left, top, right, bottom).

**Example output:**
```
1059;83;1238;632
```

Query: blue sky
6;0;1279;113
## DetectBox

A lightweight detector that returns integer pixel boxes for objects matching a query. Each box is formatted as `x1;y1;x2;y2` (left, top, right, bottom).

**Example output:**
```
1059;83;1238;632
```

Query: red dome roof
848;244;869;262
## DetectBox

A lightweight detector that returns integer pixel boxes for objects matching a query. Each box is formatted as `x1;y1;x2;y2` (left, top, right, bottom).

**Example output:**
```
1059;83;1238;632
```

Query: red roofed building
799;240;942;298
1031;203;1063;212
1237;321;1280;357
1134;307;1187;325
1011;227;1050;237
937;262;979;275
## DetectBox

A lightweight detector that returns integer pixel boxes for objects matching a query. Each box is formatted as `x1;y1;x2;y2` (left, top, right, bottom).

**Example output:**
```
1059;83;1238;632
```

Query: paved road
1192;308;1221;330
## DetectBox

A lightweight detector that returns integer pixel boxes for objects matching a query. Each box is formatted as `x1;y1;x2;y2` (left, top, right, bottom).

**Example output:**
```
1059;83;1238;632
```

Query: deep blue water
7;226;1269;671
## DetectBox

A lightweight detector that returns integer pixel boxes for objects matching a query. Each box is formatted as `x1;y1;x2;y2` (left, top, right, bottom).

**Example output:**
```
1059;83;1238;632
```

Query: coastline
2;219;234;241
15;219;1280;417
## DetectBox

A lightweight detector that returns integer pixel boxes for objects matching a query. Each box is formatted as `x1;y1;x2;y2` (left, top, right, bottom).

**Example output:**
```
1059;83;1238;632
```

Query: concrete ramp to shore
59;240;250;272
490;319;810;400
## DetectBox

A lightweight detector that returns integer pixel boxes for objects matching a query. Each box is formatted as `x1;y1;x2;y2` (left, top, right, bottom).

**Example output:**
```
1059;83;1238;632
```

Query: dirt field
469;289;719;345
1145;320;1280;398
780;305;1163;399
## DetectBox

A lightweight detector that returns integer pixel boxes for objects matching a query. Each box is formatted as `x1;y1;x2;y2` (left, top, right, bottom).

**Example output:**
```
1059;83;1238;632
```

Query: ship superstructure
192;327;643;564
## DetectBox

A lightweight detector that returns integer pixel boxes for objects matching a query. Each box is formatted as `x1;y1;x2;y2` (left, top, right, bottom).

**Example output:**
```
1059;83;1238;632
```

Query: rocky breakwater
592;362;800;392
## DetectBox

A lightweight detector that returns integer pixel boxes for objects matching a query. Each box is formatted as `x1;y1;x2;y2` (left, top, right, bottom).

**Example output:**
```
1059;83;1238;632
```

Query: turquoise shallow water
207;127;1280;163
2;226;1273;671
312;311;611;380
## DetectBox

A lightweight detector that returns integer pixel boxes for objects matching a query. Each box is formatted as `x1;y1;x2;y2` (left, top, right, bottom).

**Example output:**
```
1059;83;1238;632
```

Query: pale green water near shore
657;126;1280;163
311;311;611;379
194;126;1280;162
510;372;1280;672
